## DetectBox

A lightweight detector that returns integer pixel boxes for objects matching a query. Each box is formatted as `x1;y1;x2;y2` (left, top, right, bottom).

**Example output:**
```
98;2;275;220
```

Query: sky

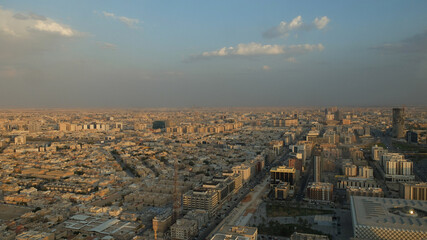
0;1;426;108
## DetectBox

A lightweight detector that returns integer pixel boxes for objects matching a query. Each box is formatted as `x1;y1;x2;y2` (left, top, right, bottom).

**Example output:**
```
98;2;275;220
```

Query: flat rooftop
351;196;427;231
211;234;249;240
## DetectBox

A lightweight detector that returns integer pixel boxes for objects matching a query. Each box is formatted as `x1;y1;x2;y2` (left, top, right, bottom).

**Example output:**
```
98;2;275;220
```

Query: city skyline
1;1;427;108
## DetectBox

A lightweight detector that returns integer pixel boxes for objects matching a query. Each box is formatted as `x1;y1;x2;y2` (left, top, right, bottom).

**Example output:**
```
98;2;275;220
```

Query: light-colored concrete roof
351;196;427;231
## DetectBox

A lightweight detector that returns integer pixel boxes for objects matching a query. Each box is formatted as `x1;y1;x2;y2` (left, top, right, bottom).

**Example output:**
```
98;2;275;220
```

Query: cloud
314;16;330;30
262;65;271;71
0;7;78;38
263;16;330;38
102;11;140;28
202;43;285;57
0;6;83;70
98;41;117;49
33;21;74;37
189;42;324;61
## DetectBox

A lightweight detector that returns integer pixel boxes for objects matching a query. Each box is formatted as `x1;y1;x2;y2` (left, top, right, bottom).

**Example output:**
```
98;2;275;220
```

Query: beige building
14;135;26;145
346;186;384;202
153;212;172;238
222;171;243;194
400;182;427;200
344;164;358;177
232;164;252;183
371;145;388;161
183;188;219;216
170;218;198;240
284;118;298;127
270;166;297;186
211;225;258;240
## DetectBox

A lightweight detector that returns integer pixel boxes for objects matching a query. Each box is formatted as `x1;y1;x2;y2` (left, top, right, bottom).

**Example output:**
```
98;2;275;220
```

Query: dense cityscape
1;1;427;239
0;107;426;239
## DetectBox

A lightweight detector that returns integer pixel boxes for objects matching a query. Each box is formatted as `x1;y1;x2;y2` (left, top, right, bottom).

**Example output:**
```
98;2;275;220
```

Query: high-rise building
344;164;358;177
289;158;302;172
358;166;374;179
371;145;388;161
202;181;230;204
270;166;296;185
313;145;322;182
392;108;405;138
306;182;333;202
153;120;174;129
182;188;219;217
382;154;415;182
400;182;427;201
406;131;418;143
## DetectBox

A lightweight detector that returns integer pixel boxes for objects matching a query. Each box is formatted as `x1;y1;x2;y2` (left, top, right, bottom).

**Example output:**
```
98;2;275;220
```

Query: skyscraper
313;145;322;182
392;108;405;138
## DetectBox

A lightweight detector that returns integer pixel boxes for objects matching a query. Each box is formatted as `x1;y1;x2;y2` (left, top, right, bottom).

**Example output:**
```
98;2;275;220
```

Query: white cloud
0;7;77;38
313;16;330;30
102;11;140;28
201;43;285;57
263;15;330;38
33;21;74;37
288;16;303;30
192;42;324;60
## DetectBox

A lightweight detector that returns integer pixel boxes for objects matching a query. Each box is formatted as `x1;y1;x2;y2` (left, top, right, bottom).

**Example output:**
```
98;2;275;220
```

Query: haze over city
0;1;427;240
1;1;427;108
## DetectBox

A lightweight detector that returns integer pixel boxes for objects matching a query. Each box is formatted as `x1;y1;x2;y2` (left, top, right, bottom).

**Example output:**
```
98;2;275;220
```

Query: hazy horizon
1;1;426;108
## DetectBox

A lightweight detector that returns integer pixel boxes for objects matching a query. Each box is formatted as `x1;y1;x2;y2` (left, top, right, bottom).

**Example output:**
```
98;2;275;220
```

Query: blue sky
0;1;426;107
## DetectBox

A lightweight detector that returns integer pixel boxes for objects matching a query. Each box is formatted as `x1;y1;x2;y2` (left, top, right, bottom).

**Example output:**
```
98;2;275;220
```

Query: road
296;158;312;202
111;152;135;178
201;149;287;240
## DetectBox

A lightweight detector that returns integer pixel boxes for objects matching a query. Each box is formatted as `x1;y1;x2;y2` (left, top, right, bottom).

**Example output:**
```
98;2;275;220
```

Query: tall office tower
314;156;321;182
392;108;405;138
313;145;322;182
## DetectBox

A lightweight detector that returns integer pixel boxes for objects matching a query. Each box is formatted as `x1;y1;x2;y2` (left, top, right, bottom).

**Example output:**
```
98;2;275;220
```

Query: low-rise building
350;196;427;240
346;186;384;202
211;225;257;240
